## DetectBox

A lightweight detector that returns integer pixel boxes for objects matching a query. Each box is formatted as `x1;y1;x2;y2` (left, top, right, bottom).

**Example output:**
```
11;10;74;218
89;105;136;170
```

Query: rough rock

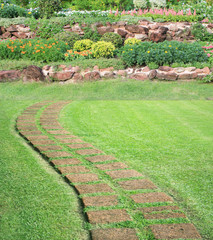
149;31;167;42
149;70;157;79
156;70;178;80
84;71;101;80
130;73;149;81
6;25;18;32
97;27;114;35
178;72;198;79
0;70;21;82
125;25;149;34
22;65;45;82
117;28;128;37
50;71;75;81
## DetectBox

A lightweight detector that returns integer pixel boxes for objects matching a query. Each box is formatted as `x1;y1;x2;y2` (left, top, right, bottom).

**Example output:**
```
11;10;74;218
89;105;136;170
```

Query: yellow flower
165;51;168;53
169;45;172;47
130;49;133;51
28;12;32;14
147;51;150;53
176;48;178;49
1;4;4;9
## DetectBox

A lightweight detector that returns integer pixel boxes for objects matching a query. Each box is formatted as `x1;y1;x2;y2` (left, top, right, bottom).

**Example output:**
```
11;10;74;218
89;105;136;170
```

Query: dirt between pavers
131;192;173;203
95;162;128;170
82;195;118;207
66;173;99;183
85;155;116;163
150;223;201;239
91;228;138;240
75;183;114;194
76;149;103;155
57;165;90;174
118;179;157;190
106;169;143;179
51;158;81;166
87;209;131;224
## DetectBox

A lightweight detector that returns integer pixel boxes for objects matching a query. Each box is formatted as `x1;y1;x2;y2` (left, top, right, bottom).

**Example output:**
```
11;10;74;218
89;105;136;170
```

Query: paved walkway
16;101;202;240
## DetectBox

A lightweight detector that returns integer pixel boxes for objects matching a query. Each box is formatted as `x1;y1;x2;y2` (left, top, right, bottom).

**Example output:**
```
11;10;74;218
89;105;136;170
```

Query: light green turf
60;100;213;240
0;80;213;239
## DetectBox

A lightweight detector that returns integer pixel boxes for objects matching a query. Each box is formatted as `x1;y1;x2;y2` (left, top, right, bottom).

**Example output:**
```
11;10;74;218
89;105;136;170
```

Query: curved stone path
16;101;202;240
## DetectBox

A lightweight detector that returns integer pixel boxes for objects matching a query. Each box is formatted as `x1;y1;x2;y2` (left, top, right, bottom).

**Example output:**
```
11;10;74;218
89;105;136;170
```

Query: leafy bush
121;41;208;67
100;32;123;48
64;49;93;61
149;0;166;9
147;62;159;69
0;4;28;18
36;0;62;19
191;23;213;42
92;41;115;58
0;38;70;62
82;27;101;42
133;0;148;9
53;31;81;48
201;73;213;83
124;38;141;45
73;39;94;51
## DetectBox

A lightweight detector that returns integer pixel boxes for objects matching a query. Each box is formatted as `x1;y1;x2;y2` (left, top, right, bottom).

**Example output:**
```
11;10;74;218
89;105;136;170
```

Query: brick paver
66;173;99;183
54;135;77;139
150;223;201;239
118;179;157;190
61;138;84;143
58;166;90;174
87;209;131;224
47;130;70;135
20;130;43;135
25;135;49;141
82;195;118;207
67;143;94;149
75;183;113;194
106;169;143;179
76;149;103;155
131;192;173;204
30;139;56;145
95;162;128;170
37;145;63;151
85;155;116;163
44;151;73;158
91;228;138;240
51;158;81;166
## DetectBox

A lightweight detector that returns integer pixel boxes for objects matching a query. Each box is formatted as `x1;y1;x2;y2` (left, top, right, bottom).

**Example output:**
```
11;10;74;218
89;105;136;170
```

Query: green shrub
201;73;213;83
92;41;115;58
133;0;148;9
36;0;62;19
100;32;123;48
124;38;141;46
83;27;101;42
191;23;213;42
0;4;28;18
121;41;208;67
53;31;81;48
148;62;159;69
73;39;94;51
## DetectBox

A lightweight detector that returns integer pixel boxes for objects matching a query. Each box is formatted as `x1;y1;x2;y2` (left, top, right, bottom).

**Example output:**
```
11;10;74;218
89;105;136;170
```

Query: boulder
125;25;149;34
117;70;127;76
1;32;11;39
178;72;198;79
134;34;148;40
148;70;157;80
84;71;101;81
130;73;149;81
0;70;21;82
22;65;45;82
50;71;75;81
158;66;173;72
97;27;114;35
12;32;28;39
6;25;18;32
117;28;128;37
149;31;167;42
156;70;178;80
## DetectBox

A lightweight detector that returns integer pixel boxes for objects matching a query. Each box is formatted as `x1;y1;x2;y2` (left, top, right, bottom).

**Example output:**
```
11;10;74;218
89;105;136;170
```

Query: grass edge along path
16;101;202;240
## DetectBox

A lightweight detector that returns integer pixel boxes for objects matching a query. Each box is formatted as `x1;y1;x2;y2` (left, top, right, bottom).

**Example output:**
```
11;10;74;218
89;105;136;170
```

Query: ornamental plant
36;0;62;19
73;39;94;51
64;49;93;61
92;41;115;58
53;31;81;48
100;32;123;48
124;38;141;45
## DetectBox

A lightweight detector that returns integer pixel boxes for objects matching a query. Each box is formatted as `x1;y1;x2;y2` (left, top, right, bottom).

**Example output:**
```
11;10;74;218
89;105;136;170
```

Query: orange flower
65;43;68;45
43;51;45;53
11;50;14;52
48;46;52;48
21;51;26;54
52;43;55;45
64;53;68;57
36;50;40;53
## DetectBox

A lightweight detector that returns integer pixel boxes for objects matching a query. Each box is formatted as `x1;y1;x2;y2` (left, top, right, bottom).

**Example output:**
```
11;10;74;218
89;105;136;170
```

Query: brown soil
51;158;81;166
140;205;179;214
67;143;94;149
60;138;84;143
131;192;173;203
47;130;70;135
66;173;99;183
25;135;49;141
106;169;143;179
144;212;186;219
30;139;56;145
82;195;118;207
87;209;131;224
118;179;157;190
76;149;103;155
85;155;116;163
20;130;42;135
57;165;89;174
44;151;73;158
53;135;77;139
95;162;128;171
75;183;113;194
37;145;63;151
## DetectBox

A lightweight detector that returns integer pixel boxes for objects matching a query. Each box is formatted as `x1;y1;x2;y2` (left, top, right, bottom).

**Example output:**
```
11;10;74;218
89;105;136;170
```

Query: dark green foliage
53;31;81;48
191;23;213;41
121;41;208;67
100;32;123;48
0;4;28;18
82;27;101;42
36;0;62;19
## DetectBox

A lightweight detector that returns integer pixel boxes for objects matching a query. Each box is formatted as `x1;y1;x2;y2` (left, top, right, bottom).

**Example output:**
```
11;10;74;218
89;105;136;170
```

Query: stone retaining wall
1;21;213;42
0;65;212;83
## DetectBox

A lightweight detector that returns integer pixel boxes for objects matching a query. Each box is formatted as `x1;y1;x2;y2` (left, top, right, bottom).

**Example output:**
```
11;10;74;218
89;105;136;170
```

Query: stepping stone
61;138;84;144
91;228;138;240
131;192;173;204
76;149;103;155
67;143;93;149
17;122;37;126
37;145;63;151
40;120;58;124
57;166;89;174
144;212;186;220
42;125;64;130
140;205;180;214
17;126;38;131
87;209;131;224
106;170;143;179
75;183;113;194
54;135;77;139
66;173;99;183
26;135;49;141
51;158;81;166
31;139;56;145
20;131;43;136
17;119;35;123
44;151;73;158
47;130;70;135
18;117;35;121
95;162;128;171
150;223;201;239
118;179;157;190
82;195;118;207
86;155;116;163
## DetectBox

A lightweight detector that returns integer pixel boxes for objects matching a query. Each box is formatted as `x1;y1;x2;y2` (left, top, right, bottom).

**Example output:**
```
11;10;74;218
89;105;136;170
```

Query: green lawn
0;80;213;239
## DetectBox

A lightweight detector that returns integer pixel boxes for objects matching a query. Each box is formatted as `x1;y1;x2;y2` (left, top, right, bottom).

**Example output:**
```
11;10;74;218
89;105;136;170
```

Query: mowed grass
60;101;213;239
0;79;213;240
